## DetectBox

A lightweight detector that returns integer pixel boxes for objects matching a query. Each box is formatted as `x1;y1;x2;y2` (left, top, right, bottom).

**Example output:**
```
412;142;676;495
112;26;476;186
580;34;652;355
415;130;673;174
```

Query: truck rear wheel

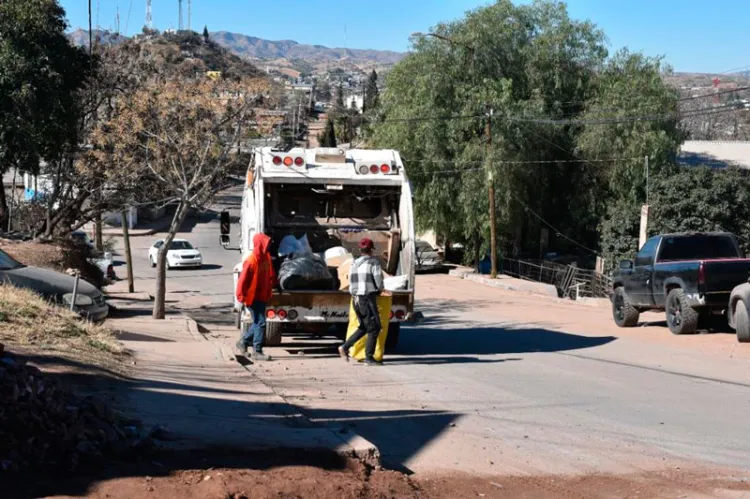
666;288;699;335
385;323;400;351
612;287;639;327
265;322;283;347
735;300;750;343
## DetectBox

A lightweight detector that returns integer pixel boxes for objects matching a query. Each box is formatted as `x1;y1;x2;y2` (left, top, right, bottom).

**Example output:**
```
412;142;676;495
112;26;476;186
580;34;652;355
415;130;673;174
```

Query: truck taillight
369;164;379;174
294;156;304;166
277;309;288;320
283;157;294;167
266;310;277;319
380;164;391;174
272;156;282;165
698;261;706;286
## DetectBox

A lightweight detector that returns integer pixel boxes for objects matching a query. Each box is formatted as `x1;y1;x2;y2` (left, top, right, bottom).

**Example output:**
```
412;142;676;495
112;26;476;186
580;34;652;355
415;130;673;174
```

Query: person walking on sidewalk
338;238;385;366
235;233;275;361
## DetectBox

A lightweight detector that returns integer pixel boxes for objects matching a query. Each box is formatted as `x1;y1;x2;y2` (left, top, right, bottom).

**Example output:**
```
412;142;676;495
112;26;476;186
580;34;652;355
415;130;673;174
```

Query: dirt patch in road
8;452;750;499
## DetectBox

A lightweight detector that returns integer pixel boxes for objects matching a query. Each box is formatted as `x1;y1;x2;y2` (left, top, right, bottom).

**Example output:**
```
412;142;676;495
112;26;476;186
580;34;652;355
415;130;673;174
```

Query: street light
411;32;498;279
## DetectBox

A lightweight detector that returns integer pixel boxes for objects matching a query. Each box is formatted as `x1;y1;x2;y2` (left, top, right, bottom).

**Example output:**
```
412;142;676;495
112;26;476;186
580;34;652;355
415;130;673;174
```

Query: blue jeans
240;301;266;353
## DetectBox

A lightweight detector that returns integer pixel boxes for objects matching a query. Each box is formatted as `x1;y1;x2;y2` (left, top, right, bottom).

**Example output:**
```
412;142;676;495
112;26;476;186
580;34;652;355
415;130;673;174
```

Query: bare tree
93;78;263;318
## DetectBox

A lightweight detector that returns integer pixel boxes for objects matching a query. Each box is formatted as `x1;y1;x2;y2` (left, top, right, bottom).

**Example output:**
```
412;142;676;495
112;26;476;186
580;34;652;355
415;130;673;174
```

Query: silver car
0;249;109;321
415;240;444;272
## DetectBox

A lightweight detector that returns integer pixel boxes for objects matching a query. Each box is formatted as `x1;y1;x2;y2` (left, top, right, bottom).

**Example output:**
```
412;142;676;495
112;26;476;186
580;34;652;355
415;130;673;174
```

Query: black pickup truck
612;232;750;335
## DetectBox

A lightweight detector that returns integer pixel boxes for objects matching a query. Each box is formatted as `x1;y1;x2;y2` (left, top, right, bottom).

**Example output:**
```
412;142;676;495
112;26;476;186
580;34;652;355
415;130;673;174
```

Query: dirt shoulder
9;454;750;499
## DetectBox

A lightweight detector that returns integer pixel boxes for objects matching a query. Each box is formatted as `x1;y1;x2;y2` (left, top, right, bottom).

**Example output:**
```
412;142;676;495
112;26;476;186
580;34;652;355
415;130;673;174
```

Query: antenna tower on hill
145;0;152;29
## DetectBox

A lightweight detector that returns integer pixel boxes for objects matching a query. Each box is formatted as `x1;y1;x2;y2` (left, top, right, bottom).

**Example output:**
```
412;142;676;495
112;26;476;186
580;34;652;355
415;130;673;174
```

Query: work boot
252;351;271;362
338;345;349;362
234;341;247;357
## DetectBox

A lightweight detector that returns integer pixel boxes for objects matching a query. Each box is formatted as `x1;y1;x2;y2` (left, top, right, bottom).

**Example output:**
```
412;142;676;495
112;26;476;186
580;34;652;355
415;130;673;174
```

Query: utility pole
486;104;497;279
178;0;183;31
188;0;192;31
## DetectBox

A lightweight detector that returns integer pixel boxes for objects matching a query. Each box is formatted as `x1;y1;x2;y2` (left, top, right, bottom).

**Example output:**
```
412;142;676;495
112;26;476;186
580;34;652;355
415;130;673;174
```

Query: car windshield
417;242;434;252
0;249;23;270
169;241;194;250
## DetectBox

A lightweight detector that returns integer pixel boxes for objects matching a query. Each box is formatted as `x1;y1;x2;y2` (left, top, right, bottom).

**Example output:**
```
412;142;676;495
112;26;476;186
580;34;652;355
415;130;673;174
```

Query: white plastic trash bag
384;275;409;291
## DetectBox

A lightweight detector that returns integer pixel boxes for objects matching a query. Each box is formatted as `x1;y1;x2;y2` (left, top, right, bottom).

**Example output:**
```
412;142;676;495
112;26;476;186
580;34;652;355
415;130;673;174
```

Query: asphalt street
109;186;750;479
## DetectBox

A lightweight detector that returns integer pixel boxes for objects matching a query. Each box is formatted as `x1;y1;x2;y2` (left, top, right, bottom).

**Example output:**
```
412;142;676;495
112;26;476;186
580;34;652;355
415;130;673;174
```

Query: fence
499;258;612;299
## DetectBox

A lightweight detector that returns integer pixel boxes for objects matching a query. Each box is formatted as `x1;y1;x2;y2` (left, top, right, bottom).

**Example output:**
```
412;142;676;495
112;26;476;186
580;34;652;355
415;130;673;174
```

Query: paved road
108;188;750;479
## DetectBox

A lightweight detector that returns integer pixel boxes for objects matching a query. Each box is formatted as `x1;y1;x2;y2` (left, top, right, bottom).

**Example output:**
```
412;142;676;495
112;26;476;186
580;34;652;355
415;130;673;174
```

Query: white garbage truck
220;147;416;349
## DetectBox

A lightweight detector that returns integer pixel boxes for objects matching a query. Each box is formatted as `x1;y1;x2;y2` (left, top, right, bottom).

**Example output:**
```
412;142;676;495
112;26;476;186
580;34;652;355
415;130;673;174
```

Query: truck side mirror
619;260;633;270
220;211;230;248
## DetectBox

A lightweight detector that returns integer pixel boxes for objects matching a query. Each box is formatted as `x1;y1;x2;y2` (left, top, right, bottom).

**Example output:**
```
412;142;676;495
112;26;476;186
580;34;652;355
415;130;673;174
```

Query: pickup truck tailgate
704;259;750;295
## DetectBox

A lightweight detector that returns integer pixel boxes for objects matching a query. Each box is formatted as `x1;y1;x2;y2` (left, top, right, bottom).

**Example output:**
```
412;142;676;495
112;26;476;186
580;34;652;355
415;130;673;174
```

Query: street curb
462;272;559;297
182;315;206;342
105;291;153;302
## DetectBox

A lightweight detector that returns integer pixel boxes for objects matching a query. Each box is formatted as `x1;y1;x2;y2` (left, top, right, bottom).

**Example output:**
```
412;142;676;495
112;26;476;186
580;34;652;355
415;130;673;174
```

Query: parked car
611;232;750;335
0;249;109;321
148;239;203;269
71;230;116;283
415;240;444;272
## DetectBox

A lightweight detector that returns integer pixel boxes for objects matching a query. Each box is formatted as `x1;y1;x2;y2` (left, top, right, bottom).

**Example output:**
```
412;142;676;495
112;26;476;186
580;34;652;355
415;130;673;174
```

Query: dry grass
0;286;125;361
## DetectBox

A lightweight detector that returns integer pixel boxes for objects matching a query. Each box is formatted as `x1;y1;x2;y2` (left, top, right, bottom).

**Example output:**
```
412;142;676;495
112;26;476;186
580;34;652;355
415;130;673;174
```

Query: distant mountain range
209;31;404;64
68;29;404;66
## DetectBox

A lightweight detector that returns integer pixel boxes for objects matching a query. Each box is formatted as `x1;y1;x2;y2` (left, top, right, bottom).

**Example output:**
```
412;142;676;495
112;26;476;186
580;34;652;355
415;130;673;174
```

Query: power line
509;194;599;256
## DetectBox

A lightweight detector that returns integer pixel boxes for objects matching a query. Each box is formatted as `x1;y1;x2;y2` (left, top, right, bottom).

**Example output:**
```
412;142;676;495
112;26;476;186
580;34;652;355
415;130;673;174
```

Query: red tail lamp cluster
266;309;299;320
389;310;407;321
272;156;305;167
357;163;395;175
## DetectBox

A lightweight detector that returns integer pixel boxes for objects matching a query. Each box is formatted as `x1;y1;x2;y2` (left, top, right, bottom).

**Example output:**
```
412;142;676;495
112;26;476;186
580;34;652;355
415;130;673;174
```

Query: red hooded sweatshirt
236;233;275;305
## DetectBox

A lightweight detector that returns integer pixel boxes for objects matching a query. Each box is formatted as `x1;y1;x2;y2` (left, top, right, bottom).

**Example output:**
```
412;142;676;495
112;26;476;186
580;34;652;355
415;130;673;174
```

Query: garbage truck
220;147;416;349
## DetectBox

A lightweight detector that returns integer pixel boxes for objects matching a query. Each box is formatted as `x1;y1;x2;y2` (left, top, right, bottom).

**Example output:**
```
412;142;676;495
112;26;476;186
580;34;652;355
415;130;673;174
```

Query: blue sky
59;0;750;73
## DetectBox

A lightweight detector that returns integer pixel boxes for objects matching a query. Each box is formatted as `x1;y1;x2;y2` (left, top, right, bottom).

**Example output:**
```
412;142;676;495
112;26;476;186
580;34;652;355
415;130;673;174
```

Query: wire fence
499;258;612;299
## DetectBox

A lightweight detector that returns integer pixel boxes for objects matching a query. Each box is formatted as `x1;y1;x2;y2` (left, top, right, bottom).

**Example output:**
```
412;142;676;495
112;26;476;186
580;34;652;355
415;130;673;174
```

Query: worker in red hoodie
235;233;275;361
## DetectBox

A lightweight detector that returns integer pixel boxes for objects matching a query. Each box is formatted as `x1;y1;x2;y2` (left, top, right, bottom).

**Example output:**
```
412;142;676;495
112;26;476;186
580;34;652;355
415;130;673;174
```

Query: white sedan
148;239;203;269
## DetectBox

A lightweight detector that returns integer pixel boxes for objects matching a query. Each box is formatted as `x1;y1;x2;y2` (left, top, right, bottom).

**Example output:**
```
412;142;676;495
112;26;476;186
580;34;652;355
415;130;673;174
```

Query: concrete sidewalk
449;267;559;297
105;306;379;464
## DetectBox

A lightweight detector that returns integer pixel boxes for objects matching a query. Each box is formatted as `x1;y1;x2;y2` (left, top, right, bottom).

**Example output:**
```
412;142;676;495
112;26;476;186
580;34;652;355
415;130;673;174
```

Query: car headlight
62;293;94;307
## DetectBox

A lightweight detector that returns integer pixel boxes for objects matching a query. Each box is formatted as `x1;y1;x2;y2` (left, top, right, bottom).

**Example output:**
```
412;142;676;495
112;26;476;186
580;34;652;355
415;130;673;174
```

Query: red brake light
277;309;288;320
698;261;706;286
380;164;391;173
266;310;277;319
283;157;293;167
389;311;394;320
395;310;406;320
294;157;304;166
369;165;379;174
272;156;282;165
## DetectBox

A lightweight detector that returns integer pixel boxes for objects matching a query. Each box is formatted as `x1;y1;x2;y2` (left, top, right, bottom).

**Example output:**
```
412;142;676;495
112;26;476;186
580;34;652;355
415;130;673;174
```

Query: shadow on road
2;357;458;498
396;323;616;357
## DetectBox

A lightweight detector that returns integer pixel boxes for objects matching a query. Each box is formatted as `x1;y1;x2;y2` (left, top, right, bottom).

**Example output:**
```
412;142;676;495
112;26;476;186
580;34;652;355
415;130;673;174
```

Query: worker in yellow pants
338;237;388;365
345;294;392;363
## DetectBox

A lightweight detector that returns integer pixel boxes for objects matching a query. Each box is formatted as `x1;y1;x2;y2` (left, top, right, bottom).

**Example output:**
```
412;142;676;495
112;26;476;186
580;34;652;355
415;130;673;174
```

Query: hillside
70;30;263;79
209;31;404;64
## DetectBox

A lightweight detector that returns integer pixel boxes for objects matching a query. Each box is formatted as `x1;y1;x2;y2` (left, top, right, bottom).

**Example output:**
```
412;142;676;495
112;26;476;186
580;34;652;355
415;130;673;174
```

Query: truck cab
221;147;415;348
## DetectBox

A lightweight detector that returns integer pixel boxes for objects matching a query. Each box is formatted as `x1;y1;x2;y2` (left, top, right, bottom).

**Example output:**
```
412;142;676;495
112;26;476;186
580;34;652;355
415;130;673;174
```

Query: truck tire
735;300;750;343
612;287;639;327
265;322;283;347
665;288;699;335
385;323;400;351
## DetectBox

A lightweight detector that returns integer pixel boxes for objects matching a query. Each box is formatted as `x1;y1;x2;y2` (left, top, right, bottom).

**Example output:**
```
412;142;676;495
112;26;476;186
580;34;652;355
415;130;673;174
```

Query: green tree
364;70;379;112
371;0;608;262
334;81;345;115
318;117;337;147
203;25;209;42
0;0;91;230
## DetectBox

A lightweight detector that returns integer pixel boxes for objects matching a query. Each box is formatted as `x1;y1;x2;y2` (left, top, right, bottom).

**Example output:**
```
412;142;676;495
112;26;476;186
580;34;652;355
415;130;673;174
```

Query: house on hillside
679;140;750;169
